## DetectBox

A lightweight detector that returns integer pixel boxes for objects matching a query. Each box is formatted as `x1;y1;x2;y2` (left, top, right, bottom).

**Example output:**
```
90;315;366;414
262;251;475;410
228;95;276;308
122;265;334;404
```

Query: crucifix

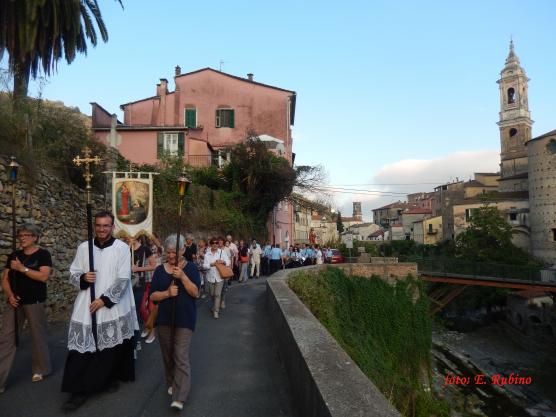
72;146;103;351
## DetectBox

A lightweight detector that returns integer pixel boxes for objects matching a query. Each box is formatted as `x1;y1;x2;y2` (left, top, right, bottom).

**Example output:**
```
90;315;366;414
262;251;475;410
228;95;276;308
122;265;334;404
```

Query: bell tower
497;40;532;192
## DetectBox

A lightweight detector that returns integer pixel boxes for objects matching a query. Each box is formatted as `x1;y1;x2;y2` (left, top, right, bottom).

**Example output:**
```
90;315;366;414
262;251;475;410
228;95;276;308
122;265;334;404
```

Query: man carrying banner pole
61;148;137;412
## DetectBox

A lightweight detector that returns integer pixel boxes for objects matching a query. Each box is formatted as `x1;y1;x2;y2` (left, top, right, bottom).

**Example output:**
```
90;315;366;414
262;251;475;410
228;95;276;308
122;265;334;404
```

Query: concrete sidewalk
0;277;296;417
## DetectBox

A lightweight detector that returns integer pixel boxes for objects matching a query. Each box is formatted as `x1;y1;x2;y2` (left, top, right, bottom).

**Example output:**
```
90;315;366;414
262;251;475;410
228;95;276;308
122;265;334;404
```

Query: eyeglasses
17;233;34;238
94;224;113;229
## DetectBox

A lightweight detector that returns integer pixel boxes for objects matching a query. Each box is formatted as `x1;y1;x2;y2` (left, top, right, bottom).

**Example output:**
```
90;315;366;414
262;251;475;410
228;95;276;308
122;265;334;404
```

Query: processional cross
72;146;103;351
73;147;102;204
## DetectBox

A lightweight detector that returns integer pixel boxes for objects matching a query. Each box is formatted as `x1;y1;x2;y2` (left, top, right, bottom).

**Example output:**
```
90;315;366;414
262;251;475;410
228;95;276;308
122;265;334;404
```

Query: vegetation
336;210;344;233
135;135;307;240
0;0;123;99
0;93;107;188
288;268;449;417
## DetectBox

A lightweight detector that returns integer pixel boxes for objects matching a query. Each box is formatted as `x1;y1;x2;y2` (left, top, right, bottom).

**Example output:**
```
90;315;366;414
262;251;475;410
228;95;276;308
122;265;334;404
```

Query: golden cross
73;147;102;203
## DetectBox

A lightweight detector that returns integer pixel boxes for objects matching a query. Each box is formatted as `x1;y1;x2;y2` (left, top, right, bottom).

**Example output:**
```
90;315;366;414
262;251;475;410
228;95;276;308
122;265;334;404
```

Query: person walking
0;224;52;393
249;239;262;279
129;235;157;353
203;239;230;319
237;240;249;283
269;244;283;275
149;234;200;411
61;211;137;411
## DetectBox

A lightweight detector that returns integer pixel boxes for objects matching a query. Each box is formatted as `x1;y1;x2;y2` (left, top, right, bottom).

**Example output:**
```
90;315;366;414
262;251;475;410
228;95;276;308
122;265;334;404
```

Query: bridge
404;257;556;314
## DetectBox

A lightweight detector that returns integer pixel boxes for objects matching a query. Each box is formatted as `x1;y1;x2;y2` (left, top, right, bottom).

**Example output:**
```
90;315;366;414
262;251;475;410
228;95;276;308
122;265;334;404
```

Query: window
509;212;517;221
507;87;516;104
509;128;517;137
164;133;179;155
185;108;196;128
428;223;433;233
552;229;556;242
465;208;478;222
216;109;235;128
157;132;184;158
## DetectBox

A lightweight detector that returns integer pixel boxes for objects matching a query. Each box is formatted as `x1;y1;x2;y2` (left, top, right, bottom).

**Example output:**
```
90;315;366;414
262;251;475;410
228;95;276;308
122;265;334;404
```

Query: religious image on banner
112;173;155;238
115;180;149;224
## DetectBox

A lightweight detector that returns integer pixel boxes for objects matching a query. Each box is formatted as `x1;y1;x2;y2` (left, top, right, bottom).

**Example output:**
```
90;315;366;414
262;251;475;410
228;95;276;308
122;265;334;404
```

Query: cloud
334;149;500;221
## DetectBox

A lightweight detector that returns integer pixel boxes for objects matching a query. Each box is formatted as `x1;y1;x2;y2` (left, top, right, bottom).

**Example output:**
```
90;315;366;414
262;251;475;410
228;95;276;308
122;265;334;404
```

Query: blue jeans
240;263;249;281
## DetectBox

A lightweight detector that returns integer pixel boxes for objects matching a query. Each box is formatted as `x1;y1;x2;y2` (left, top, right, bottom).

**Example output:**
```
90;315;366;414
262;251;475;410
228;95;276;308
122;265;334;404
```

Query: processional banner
110;171;157;238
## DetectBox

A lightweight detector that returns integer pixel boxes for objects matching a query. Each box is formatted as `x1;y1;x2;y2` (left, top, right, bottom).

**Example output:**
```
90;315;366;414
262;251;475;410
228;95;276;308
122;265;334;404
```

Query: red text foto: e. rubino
443;373;532;386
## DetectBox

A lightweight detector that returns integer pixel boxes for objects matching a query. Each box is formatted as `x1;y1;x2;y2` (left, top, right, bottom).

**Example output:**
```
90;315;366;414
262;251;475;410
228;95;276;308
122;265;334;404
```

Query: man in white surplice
61;211;138;412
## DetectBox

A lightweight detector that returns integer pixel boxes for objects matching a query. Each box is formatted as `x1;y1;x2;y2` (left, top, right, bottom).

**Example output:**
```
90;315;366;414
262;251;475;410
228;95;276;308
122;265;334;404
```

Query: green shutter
229;110;235;128
157;132;164;158
178;132;185;155
185;108;196;128
215;109;220;127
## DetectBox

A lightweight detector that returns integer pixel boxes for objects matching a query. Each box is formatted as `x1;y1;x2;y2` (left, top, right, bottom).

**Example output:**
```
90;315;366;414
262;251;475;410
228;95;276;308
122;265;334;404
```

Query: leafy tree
0;0;123;100
336;211;344;233
455;205;531;265
222;136;296;221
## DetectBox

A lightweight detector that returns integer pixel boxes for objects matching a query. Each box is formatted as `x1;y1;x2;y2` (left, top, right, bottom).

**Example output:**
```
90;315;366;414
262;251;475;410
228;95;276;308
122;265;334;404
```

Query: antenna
219;60;228;71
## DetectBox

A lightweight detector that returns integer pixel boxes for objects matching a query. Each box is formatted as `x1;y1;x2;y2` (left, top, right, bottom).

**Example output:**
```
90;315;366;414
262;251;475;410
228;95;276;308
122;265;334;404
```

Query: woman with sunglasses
0;224;52;393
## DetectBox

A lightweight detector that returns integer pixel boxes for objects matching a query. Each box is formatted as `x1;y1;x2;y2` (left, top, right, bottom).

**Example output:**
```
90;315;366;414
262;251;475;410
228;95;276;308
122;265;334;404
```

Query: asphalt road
0;277;296;417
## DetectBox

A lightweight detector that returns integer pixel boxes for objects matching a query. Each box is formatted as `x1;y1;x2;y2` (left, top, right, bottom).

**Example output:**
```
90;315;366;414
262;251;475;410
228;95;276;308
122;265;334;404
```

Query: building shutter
185;108;196;128
157;132;164;158
229;110;235;128
178;132;185;154
215;109;221;127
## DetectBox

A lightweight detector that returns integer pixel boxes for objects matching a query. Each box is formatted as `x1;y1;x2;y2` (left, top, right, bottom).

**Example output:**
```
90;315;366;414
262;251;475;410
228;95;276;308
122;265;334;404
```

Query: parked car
330;249;344;264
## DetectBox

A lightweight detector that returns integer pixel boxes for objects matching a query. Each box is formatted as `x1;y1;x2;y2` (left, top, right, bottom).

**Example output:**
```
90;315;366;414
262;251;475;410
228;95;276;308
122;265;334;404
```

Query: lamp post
175;168;191;264
170;168;191;361
8;156;20;347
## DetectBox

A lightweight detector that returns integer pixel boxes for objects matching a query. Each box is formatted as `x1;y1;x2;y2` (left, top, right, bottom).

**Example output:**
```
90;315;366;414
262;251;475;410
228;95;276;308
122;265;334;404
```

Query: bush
289;268;449;417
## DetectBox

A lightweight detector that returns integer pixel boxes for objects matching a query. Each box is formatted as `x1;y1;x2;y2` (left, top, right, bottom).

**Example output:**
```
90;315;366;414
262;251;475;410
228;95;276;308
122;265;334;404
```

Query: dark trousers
270;259;282;275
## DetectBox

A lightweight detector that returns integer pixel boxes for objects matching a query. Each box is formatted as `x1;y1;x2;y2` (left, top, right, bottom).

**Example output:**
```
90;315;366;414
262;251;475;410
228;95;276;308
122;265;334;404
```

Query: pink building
91;67;297;245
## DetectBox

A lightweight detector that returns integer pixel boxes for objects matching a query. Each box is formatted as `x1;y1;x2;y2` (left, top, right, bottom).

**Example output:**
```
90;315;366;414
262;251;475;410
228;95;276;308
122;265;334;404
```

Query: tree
336;211;344;233
0;0;123;100
455;205;531;265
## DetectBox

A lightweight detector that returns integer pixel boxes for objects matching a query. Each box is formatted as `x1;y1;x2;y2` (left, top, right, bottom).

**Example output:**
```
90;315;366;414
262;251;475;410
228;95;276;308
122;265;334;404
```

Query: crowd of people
0;213;334;412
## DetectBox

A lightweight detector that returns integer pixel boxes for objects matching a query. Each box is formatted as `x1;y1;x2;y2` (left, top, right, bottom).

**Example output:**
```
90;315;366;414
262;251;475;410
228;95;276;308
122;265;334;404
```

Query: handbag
215;250;234;279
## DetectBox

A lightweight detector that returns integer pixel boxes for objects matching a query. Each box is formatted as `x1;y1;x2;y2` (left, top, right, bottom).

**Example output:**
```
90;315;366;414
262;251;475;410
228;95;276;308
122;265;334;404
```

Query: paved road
0;277;296;417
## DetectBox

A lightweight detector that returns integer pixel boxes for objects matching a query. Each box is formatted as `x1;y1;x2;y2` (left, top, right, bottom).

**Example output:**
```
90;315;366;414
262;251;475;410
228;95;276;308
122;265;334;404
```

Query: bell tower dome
497;40;532;192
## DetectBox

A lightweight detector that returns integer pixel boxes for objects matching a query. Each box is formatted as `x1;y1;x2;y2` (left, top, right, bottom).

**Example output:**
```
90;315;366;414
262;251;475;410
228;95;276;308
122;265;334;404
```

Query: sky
16;0;556;220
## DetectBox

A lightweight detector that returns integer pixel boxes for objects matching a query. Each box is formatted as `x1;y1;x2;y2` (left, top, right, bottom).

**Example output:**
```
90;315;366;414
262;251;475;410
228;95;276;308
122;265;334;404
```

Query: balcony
427;228;438;235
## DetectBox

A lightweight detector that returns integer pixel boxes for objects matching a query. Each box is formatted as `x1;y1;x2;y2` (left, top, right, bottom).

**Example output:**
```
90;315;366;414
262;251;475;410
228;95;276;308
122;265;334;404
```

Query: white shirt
203;248;231;283
68;238;137;353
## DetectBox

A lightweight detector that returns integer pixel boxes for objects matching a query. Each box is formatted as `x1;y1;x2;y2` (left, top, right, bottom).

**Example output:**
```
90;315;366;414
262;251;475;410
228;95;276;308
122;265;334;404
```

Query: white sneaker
145;332;156;344
141;330;149;338
213;311;219;319
167;386;173;396
170;400;184;410
136;341;142;351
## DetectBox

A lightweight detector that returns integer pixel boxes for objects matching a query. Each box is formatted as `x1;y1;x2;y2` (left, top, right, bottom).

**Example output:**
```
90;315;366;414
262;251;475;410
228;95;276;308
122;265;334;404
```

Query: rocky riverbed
432;324;556;416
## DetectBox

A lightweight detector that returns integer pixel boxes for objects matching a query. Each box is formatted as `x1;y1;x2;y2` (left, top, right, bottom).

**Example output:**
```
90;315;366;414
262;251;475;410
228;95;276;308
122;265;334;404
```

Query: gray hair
164;234;185;251
18;224;41;242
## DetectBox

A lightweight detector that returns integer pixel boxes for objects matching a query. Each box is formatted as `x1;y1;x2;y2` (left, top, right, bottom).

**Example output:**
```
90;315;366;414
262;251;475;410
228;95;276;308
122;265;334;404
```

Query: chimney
175;65;181;77
157;78;168;96
247;73;254;81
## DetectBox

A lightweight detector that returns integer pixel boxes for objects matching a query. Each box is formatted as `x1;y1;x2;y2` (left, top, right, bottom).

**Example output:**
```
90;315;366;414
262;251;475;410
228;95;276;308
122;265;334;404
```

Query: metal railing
400;256;544;283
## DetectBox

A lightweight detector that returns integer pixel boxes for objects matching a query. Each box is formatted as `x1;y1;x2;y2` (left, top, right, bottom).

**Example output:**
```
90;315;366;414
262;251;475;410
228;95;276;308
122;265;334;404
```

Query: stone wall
0;155;105;323
335;262;418;285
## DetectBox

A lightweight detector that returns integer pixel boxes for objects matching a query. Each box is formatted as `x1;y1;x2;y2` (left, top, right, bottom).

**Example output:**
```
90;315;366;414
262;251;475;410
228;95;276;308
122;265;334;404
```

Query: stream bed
432;324;556;416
